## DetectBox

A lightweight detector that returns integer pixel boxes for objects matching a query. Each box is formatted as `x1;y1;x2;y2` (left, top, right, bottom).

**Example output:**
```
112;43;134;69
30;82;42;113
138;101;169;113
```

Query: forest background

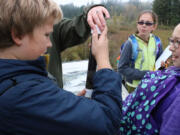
61;0;180;69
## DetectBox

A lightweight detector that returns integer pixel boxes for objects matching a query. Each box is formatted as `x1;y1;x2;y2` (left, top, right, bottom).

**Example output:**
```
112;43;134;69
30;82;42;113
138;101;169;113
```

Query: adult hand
87;6;110;32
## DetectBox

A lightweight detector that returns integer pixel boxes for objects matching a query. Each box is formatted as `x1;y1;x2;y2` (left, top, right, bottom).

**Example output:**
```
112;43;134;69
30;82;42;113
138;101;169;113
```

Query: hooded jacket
0;57;122;135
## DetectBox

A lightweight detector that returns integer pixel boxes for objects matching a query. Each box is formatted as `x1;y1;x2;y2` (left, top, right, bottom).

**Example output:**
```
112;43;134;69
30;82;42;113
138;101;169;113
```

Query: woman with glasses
118;10;163;93
118;24;180;135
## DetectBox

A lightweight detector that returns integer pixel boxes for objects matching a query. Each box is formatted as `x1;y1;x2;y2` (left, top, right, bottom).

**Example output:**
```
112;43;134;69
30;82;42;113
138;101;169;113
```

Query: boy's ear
11;29;23;46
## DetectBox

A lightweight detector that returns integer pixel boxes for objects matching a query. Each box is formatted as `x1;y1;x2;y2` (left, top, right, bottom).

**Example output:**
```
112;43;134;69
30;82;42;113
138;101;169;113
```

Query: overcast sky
53;0;101;6
53;0;151;6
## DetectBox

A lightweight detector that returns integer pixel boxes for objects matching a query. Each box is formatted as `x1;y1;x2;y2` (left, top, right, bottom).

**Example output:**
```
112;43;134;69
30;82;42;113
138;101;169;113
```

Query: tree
153;0;180;26
170;0;180;25
153;0;171;25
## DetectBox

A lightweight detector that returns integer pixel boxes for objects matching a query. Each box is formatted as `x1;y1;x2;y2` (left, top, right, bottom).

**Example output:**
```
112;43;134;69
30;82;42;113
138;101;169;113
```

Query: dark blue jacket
0;57;122;135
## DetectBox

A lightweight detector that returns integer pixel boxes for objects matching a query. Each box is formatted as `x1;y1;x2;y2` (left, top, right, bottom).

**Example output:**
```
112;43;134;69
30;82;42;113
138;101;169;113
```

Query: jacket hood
0;57;47;82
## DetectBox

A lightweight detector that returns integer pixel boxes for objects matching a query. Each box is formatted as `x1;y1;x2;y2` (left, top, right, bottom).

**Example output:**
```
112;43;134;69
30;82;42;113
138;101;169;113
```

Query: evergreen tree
153;0;180;26
170;0;180;25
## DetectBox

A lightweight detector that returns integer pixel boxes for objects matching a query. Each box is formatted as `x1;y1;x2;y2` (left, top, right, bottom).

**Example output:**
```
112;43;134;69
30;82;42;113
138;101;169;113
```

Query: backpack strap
128;35;139;62
119;35;139;62
120;42;125;53
154;35;161;58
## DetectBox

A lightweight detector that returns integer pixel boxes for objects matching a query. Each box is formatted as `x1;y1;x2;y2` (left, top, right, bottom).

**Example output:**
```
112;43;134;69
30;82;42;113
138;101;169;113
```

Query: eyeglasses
137;21;154;26
168;38;180;49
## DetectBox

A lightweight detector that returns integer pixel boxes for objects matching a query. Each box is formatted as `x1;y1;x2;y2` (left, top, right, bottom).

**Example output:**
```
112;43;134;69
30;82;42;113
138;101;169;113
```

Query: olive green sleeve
50;4;105;53
48;4;105;88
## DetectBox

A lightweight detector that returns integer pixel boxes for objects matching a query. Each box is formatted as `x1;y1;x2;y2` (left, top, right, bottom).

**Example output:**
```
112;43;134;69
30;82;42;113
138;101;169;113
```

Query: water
63;60;129;100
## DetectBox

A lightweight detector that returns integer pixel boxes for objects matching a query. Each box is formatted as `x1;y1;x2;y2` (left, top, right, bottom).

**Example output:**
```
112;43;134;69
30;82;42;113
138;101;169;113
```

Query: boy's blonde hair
0;0;63;48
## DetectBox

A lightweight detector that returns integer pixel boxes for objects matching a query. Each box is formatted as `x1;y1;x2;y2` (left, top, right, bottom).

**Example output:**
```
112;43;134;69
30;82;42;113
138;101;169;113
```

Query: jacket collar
0;56;47;82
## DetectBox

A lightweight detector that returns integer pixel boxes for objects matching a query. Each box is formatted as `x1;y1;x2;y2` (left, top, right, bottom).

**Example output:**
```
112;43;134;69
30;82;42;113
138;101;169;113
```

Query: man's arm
47;5;110;88
51;5;110;52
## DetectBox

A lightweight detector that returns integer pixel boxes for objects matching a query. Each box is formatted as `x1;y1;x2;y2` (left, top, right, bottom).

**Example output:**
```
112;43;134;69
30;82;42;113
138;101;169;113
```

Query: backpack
117;34;162;64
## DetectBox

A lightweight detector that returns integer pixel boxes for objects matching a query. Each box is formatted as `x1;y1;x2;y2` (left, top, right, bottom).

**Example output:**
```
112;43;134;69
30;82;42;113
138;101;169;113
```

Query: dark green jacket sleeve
51;18;90;53
50;6;94;53
48;5;103;88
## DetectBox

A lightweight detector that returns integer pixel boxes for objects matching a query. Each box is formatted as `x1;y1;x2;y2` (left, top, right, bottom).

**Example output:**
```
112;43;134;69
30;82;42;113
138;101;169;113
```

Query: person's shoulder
166;90;180;117
151;34;161;41
127;34;138;45
16;74;58;92
124;38;133;48
122;34;137;51
168;82;180;107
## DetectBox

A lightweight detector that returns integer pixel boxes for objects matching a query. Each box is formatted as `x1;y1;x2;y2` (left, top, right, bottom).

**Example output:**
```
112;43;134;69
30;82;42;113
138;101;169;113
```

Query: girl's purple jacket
119;66;180;135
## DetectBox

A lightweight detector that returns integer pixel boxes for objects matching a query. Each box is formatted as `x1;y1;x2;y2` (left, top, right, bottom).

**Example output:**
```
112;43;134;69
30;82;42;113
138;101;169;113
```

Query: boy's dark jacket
0;57;122;135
